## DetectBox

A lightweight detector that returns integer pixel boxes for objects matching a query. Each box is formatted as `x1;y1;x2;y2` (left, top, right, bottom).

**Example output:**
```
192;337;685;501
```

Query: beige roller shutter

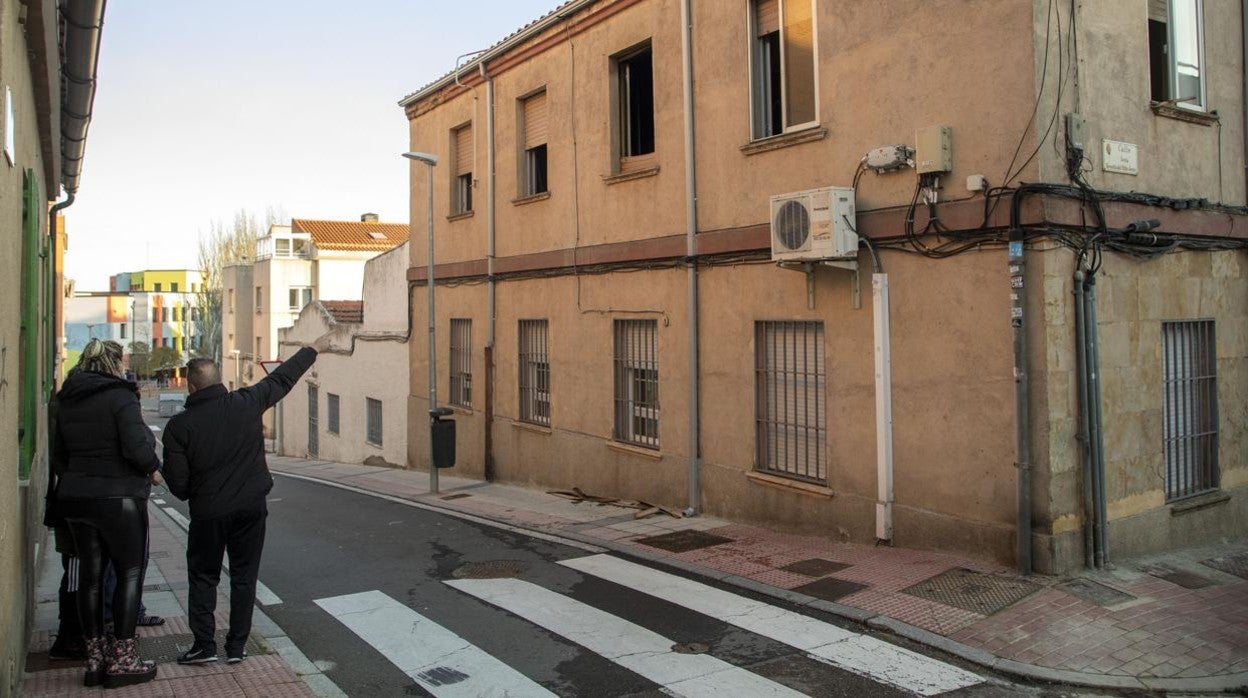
523;91;548;150
756;0;779;36
455;124;473;176
1148;0;1168;22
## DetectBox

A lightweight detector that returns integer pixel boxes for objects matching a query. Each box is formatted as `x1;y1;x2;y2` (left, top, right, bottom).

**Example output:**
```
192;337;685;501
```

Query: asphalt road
149;466;1124;698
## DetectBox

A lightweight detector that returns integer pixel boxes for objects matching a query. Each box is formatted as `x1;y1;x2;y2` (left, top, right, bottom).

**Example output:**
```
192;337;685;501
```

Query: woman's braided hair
74;339;125;378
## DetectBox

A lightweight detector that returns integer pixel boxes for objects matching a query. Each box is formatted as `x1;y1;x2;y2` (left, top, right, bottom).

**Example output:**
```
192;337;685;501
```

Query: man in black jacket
162;337;328;664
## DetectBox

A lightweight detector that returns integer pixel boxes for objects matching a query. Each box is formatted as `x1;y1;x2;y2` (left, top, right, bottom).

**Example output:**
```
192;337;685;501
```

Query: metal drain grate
1201;552;1248;580
140;632;264;663
1143;564;1214;589
792;576;867;602
452;560;529;579
635;530;733;553
1058;578;1135;607
902;568;1041;616
441;493;472;501
780;558;850;577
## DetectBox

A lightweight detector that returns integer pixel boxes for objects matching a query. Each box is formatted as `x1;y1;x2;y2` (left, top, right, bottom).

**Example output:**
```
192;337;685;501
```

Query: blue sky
65;1;559;290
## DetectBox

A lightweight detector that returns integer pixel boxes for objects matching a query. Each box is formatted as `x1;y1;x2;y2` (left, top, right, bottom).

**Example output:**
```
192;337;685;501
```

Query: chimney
360;212;379;222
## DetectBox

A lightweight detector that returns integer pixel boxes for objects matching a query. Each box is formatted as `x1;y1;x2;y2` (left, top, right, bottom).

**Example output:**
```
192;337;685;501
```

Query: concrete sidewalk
271;455;1248;694
21;500;339;697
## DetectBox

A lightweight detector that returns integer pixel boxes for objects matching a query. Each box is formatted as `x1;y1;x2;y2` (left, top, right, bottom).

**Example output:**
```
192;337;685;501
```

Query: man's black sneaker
176;645;218;665
226;647;247;664
47;636;87;660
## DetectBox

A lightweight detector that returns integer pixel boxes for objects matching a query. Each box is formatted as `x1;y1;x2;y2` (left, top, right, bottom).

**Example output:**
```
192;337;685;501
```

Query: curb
271;469;1248;694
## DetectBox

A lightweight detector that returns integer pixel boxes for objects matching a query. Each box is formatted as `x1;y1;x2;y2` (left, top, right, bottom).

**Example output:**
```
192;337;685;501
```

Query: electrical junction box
866;144;913;172
1065;112;1087;152
915;125;952;174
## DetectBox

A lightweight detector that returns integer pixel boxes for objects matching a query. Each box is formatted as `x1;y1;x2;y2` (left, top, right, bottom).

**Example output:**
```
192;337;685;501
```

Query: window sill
605;440;662;460
746;470;834;498
365;440;383;449
740;126;828;156
603;166;660;185
447;211;475;222
1169;490;1229;516
511;191;551;206
449;404;474;416
510;420;552;435
1150;103;1218;126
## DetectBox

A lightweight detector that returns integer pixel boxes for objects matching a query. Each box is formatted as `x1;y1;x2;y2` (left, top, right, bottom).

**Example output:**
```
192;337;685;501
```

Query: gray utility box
158;393;185;417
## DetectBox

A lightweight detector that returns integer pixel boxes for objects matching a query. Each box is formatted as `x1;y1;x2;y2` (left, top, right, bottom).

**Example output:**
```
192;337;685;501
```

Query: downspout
680;0;701;517
1242;0;1247;197
1085;273;1109;567
50;194;76;390
1073;269;1096;569
479;62;497;482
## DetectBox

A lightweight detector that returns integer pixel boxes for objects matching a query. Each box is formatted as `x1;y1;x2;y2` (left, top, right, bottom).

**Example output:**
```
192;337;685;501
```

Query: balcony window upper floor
452;122;474;216
612;41;656;174
519;89;549;198
1149;0;1206;111
256;232;312;260
749;0;818;139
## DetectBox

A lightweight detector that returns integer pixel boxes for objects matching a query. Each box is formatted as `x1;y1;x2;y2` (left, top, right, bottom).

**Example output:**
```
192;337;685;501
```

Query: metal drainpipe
1242;0;1248;198
1008;187;1038;575
50;194;76;389
1073;269;1096;569
680;0;701;517
479;62;497;482
1086;274;1109;567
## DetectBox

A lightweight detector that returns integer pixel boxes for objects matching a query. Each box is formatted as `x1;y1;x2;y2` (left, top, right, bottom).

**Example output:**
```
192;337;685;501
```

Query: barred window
1163;319;1218;500
327;393;340;435
366;397;383;446
755;321;826;484
613;320;658;448
519;320;550;425
450;319;472;407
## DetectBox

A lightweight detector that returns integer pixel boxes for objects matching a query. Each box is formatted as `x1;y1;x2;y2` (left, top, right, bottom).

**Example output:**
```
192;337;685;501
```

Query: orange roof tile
291;218;410;252
320;300;364;324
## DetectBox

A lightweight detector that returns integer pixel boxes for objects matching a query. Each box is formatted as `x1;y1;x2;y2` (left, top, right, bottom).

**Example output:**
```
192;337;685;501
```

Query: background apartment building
221;215;408;430
400;0;1247;574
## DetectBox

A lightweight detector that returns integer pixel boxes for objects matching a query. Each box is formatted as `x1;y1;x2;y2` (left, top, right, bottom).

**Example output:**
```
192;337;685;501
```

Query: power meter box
915;125;952;174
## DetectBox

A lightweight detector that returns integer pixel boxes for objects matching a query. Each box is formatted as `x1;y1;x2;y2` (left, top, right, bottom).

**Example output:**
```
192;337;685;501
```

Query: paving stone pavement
22;501;320;698
269;455;1248;693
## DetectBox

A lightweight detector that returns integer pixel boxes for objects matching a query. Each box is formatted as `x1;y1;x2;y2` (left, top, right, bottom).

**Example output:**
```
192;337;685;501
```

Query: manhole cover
140;632;263;663
452;560;529;579
1143;564;1214;589
1201;552;1248;580
671;642;709;654
792;576;867;602
780;558;850;577
1058;578;1135;607
441;493;472;501
902;568;1041;615
635;530;733;553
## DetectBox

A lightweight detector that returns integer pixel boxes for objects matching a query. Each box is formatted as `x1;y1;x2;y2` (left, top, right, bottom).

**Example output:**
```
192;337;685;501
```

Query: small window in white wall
366;397;383;446
327;393;340;435
288;286;312;311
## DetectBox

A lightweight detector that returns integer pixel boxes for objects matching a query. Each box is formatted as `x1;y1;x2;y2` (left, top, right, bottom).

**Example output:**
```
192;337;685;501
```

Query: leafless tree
195;207;289;363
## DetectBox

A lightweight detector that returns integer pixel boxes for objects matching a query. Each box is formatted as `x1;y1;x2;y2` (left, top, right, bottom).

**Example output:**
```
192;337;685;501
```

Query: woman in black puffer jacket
53;339;160;688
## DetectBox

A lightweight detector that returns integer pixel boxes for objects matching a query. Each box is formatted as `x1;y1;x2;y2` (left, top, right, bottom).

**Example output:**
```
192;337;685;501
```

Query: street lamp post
402;151;441;495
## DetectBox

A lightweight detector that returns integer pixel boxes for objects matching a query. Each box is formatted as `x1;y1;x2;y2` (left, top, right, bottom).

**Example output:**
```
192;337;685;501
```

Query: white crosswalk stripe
446;577;805;698
560;554;984;696
315;590;555;697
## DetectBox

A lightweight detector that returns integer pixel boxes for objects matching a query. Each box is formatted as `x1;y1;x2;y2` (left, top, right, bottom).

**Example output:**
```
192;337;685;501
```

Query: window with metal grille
1162;319;1218;500
755;321;826;484
518;320;550;425
327;393;340;435
366;397;383;446
449;318;472;407
613;320;658;448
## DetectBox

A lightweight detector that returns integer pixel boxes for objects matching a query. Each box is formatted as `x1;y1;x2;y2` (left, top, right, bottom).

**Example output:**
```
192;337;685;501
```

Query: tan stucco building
277;242;410;468
1;0;104;691
400;0;1247;574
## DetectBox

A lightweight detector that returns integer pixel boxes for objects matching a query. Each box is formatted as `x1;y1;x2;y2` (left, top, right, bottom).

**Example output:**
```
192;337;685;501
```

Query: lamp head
402;152;438;166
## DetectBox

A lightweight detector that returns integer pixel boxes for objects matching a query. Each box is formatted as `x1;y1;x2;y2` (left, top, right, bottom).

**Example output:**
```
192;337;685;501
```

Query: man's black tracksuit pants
186;507;267;653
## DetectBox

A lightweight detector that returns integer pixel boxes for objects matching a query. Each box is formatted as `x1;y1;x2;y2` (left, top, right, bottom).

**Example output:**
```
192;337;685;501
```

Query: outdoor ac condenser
769;186;857;263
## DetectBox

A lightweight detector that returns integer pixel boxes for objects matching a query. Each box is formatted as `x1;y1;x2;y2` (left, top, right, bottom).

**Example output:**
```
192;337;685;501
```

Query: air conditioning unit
769;186;858;262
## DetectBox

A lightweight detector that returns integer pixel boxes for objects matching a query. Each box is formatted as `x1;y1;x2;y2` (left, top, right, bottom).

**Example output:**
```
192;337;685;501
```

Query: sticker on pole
259;360;282;375
1009;241;1023;258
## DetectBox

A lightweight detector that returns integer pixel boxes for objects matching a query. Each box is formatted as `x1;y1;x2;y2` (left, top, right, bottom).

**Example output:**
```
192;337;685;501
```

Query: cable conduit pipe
480;61;497;482
1085;274;1109;567
1008;186;1042;575
1073;269;1097;569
